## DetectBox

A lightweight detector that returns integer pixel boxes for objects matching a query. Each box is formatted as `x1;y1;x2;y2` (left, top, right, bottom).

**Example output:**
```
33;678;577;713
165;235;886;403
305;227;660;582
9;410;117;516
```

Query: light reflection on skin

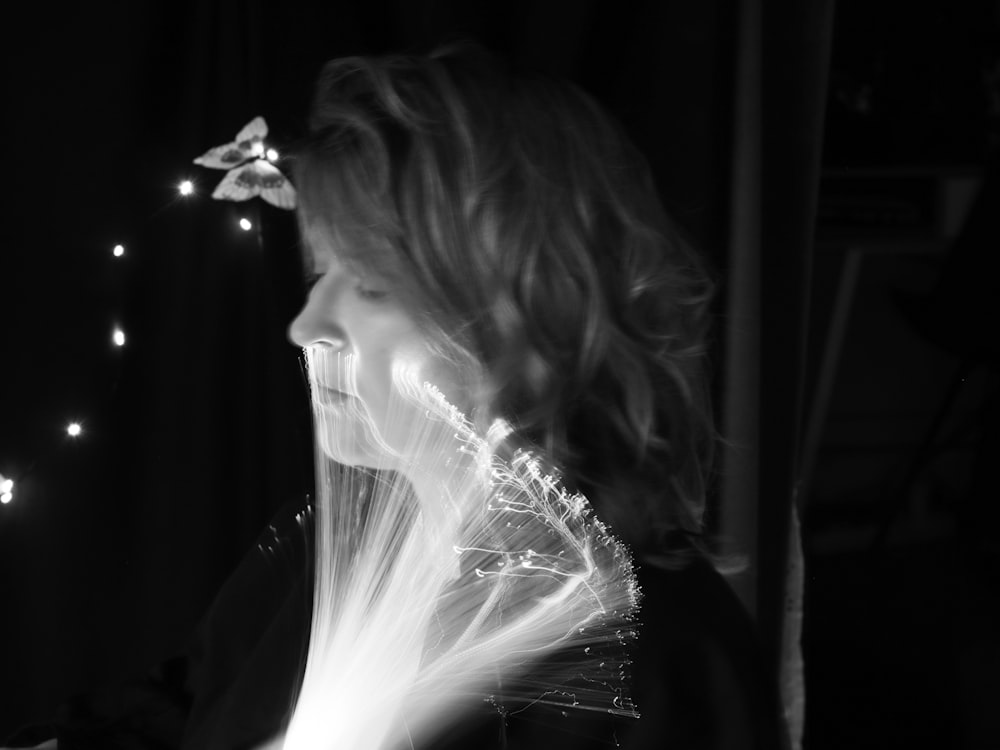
287;238;477;524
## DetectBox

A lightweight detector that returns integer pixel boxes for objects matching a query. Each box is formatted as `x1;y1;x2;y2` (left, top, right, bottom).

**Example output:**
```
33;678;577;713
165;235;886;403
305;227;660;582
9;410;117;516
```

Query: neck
400;444;484;573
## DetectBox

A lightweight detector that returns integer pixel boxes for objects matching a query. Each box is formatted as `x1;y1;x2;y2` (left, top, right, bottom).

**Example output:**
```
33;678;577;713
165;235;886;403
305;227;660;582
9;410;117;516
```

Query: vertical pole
719;0;763;618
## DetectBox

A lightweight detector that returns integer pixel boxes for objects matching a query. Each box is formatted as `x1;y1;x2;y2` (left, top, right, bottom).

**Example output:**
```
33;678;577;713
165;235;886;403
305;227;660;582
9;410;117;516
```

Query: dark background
1;1;997;748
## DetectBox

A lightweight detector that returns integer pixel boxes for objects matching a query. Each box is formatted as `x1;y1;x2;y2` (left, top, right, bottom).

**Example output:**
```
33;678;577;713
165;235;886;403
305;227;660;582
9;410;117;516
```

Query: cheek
384;347;467;418
421;360;467;411
351;337;399;406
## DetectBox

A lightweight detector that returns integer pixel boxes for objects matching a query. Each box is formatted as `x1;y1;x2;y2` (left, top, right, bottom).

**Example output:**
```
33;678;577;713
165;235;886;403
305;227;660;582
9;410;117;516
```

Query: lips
315;384;352;405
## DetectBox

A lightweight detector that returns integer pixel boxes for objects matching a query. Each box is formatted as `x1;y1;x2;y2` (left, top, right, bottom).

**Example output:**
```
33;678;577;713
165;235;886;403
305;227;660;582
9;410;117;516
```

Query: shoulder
636;555;757;656
181;497;315;749
625;557;787;749
444;557;786;750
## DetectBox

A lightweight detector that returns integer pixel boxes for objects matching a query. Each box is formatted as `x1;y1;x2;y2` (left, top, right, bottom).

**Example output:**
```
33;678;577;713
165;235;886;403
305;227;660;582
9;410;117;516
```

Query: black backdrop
0;0;829;741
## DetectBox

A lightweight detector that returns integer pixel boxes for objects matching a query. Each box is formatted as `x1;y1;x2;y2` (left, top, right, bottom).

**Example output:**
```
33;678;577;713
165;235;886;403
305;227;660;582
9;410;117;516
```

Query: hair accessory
194;116;297;210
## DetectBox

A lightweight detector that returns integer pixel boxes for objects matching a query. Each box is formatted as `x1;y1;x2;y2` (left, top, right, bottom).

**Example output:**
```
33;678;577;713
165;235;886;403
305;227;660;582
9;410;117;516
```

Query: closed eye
355;283;389;301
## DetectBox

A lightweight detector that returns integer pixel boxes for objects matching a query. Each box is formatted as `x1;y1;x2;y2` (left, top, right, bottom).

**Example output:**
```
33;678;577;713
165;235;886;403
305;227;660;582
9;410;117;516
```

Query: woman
11;45;784;749
280;43;782;750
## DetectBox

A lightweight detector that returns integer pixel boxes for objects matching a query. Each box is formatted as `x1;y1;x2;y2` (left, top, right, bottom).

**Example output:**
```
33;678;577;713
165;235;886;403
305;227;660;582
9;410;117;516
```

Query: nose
288;290;348;350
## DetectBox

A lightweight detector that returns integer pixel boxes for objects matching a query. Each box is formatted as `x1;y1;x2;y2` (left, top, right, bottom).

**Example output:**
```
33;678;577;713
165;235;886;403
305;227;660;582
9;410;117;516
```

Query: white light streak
283;347;640;749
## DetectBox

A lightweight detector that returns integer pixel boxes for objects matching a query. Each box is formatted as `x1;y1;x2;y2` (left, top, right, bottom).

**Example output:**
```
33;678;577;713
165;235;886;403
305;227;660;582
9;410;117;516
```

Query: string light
6;118;290;514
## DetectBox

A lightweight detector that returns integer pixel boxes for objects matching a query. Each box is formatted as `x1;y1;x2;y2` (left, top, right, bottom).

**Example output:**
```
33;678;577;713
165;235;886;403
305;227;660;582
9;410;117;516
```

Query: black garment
33;498;784;749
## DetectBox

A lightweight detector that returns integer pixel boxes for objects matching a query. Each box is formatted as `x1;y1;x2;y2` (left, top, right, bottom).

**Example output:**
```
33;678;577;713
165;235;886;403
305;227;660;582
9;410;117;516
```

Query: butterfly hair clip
194;116;296;210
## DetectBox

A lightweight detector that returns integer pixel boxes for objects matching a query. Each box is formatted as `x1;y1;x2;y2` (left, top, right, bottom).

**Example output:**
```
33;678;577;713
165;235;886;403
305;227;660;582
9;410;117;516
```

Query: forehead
301;218;398;281
301;220;359;273
301;221;338;272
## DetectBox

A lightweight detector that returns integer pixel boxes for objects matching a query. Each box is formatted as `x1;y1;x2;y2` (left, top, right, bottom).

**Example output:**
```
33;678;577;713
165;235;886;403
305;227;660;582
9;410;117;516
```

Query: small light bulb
179;180;194;196
113;244;125;257
239;217;253;231
67;422;82;437
251;141;265;156
1;492;11;505
113;328;126;347
266;148;279;162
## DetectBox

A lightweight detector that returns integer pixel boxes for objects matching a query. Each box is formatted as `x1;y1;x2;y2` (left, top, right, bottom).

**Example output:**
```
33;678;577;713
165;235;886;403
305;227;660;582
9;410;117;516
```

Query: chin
317;424;402;472
317;432;369;467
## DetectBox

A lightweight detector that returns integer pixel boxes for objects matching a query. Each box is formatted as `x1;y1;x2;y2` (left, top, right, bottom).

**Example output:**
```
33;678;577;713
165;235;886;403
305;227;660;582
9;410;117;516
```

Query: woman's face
288;232;470;472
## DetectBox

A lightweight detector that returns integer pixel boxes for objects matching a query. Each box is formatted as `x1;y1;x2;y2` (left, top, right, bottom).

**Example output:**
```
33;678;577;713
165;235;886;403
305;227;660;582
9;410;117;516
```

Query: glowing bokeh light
67;423;82;437
113;328;126;347
251;141;265;156
113;244;125;257
1;492;11;505
179;179;194;196
239;217;253;231
0;476;12;494
266;148;279;162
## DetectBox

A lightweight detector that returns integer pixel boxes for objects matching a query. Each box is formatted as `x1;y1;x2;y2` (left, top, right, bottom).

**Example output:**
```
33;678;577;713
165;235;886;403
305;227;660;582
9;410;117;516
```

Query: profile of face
288;232;471;477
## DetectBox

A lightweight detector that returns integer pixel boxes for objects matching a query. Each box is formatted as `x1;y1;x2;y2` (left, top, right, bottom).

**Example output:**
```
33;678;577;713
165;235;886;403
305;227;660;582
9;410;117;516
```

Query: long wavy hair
292;44;717;565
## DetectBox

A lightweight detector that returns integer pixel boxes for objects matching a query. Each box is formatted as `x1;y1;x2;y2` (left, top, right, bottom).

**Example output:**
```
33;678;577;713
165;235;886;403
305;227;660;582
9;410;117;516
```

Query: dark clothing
26;499;785;749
